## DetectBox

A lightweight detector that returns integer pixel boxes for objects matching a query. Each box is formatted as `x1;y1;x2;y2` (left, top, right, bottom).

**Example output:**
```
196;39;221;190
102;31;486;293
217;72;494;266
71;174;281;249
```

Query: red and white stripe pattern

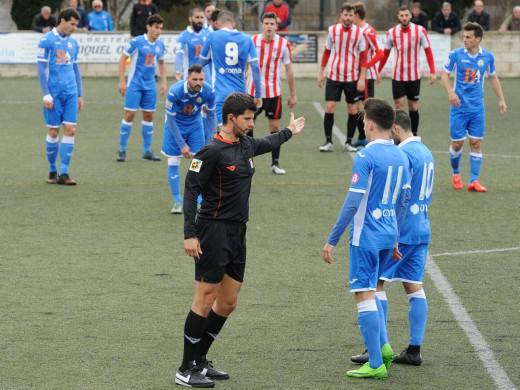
246;34;292;98
325;24;366;82
359;23;380;80
384;22;431;81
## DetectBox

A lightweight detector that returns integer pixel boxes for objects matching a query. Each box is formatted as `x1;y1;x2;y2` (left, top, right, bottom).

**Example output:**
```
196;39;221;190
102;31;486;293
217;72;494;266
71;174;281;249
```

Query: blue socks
46;135;59;172
167;165;182;204
408;290;428;346
58;136;74;175
375;292;389;346
119;120;132;152
357;300;383;369
449;145;462;174
469;152;483;184
142;121;153;154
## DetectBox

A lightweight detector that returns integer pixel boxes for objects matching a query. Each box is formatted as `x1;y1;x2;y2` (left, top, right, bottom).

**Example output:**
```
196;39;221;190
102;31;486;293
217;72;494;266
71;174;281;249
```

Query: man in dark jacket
466;0;490;31
31;6;57;33
68;0;88;30
130;0;159;37
411;2;429;30
432;2;461;35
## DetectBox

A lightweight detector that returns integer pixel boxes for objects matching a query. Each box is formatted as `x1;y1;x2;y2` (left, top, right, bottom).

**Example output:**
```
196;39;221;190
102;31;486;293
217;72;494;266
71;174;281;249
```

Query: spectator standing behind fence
130;0;158;37
68;0;88;30
32;6;57;33
88;0;114;31
411;2;428;30
499;6;520;32
466;0;490;31
433;2;461;35
262;0;291;31
203;2;215;30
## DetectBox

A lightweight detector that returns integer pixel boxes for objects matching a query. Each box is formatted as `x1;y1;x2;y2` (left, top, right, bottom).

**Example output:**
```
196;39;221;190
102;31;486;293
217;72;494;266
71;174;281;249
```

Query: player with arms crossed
351;110;434;367
378;5;436;136
117;14;167;162
175;93;304;388
199;10;263;126
162;64;216;214
317;2;367;153
441;22;506;192
322;98;411;380
37;7;83;185
246;12;297;174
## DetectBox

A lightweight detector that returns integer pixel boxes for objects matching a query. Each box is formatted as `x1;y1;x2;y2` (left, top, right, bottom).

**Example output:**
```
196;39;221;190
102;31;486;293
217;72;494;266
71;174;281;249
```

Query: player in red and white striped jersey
246;12;296;174
317;2;367;153
352;2;383;149
378;5;436;135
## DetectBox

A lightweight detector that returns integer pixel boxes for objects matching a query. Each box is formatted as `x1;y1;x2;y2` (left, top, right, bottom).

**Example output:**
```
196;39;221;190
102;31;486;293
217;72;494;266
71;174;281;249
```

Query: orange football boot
452;174;463;190
468;180;487;192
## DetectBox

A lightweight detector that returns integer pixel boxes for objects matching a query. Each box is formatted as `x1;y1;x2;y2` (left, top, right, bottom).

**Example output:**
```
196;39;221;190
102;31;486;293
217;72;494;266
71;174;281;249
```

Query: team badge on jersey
196;97;202;104
478;59;484;67
67;42;73;49
189;158;202;172
351;173;359;184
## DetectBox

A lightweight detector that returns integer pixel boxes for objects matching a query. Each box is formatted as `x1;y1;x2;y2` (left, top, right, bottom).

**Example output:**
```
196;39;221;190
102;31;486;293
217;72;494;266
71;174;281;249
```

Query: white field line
431;246;520;257
313;101;517;390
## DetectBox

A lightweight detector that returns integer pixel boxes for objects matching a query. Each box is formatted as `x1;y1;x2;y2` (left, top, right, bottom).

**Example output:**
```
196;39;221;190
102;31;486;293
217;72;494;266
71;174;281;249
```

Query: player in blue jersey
322;98;411;380
37;7;83;185
161;64;216;214
199;10;263;126
441;22;506;192
175;8;209;81
117;14;167;162
350;110;434;367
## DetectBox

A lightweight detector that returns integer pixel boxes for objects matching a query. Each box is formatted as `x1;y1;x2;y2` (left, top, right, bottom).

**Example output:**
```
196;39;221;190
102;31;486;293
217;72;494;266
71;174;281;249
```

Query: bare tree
0;0;17;30
105;0;134;29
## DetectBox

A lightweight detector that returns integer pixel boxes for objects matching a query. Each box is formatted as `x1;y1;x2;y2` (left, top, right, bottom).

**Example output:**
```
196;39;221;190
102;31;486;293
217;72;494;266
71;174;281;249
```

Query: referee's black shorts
325;79;363;104
194;218;247;284
392;79;421;101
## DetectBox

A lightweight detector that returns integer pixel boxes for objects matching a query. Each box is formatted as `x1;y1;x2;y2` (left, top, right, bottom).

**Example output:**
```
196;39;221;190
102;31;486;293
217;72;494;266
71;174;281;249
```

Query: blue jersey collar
184;80;203;96
463;46;483;58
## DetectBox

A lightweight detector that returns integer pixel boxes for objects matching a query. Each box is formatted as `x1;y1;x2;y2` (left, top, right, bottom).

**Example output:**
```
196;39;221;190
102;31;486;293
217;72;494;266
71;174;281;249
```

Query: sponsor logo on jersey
226;165;236;171
37;48;45;57
351;173;359;184
219;67;243;74
189;158;202;172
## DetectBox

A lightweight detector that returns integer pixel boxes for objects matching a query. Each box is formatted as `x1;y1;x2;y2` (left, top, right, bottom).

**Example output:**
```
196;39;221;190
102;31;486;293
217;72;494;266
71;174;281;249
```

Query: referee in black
175;93;305;388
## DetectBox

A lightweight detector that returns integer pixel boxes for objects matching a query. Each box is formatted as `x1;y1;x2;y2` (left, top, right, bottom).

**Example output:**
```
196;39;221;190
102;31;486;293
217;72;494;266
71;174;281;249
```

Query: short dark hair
147;14;164;26
394;109;412;132
463;21;484;38
189;7;202;17
210;9;221;22
341;2;354;13
222;93;257;125
353;2;365;20
217;10;235;24
412;2;422;10
262;12;277;23
203;2;214;11
362;98;395;131
58;7;80;23
188;63;204;75
398;5;410;13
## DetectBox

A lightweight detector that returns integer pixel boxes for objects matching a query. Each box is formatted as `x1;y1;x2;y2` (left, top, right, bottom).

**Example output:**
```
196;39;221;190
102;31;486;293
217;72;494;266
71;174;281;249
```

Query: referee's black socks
181;310;206;371
196;309;228;363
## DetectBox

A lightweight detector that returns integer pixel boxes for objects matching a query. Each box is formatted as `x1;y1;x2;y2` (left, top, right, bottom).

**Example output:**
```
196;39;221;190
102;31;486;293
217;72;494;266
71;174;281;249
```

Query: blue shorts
161;119;205;157
349;245;393;292
379;243;428;284
450;108;485;141
124;84;157;112
43;92;78;127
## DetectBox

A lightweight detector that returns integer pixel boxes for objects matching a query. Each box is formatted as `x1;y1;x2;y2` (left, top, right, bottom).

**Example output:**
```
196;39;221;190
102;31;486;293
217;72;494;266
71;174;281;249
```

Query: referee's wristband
43;94;53;103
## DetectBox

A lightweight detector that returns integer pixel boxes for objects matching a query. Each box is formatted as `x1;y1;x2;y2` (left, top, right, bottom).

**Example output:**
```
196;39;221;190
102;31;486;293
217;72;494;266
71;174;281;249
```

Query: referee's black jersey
184;128;293;239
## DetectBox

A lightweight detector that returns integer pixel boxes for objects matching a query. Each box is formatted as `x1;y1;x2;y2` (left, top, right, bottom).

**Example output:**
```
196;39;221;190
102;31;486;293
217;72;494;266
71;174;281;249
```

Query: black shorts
361;79;375;100
325;79;363;104
195;218;247;284
255;96;282;120
392;79;421;101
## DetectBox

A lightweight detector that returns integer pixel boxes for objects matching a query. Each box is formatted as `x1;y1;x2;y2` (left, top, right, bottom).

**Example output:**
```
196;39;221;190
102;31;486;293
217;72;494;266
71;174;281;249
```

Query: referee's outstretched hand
288;112;305;135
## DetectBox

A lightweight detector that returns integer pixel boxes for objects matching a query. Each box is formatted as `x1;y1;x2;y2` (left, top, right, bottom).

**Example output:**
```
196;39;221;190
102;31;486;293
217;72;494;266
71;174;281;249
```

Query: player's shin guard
167;157;182;204
408;289;428;346
347;114;358;144
324;113;334;143
449;146;462;174
196;309;228;363
375;292;389;345
119;120;132;152
141;121;153;154
58;136;74;175
181;310;206;371
469;152;483;184
357;300;383;369
409;110;419;135
46;135;59;172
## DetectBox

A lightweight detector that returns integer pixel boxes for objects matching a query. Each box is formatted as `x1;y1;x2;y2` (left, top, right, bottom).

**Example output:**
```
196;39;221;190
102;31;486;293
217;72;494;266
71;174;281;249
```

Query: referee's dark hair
394;109;412;132
58;7;80;23
222;93;257;125
362;98;396;131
